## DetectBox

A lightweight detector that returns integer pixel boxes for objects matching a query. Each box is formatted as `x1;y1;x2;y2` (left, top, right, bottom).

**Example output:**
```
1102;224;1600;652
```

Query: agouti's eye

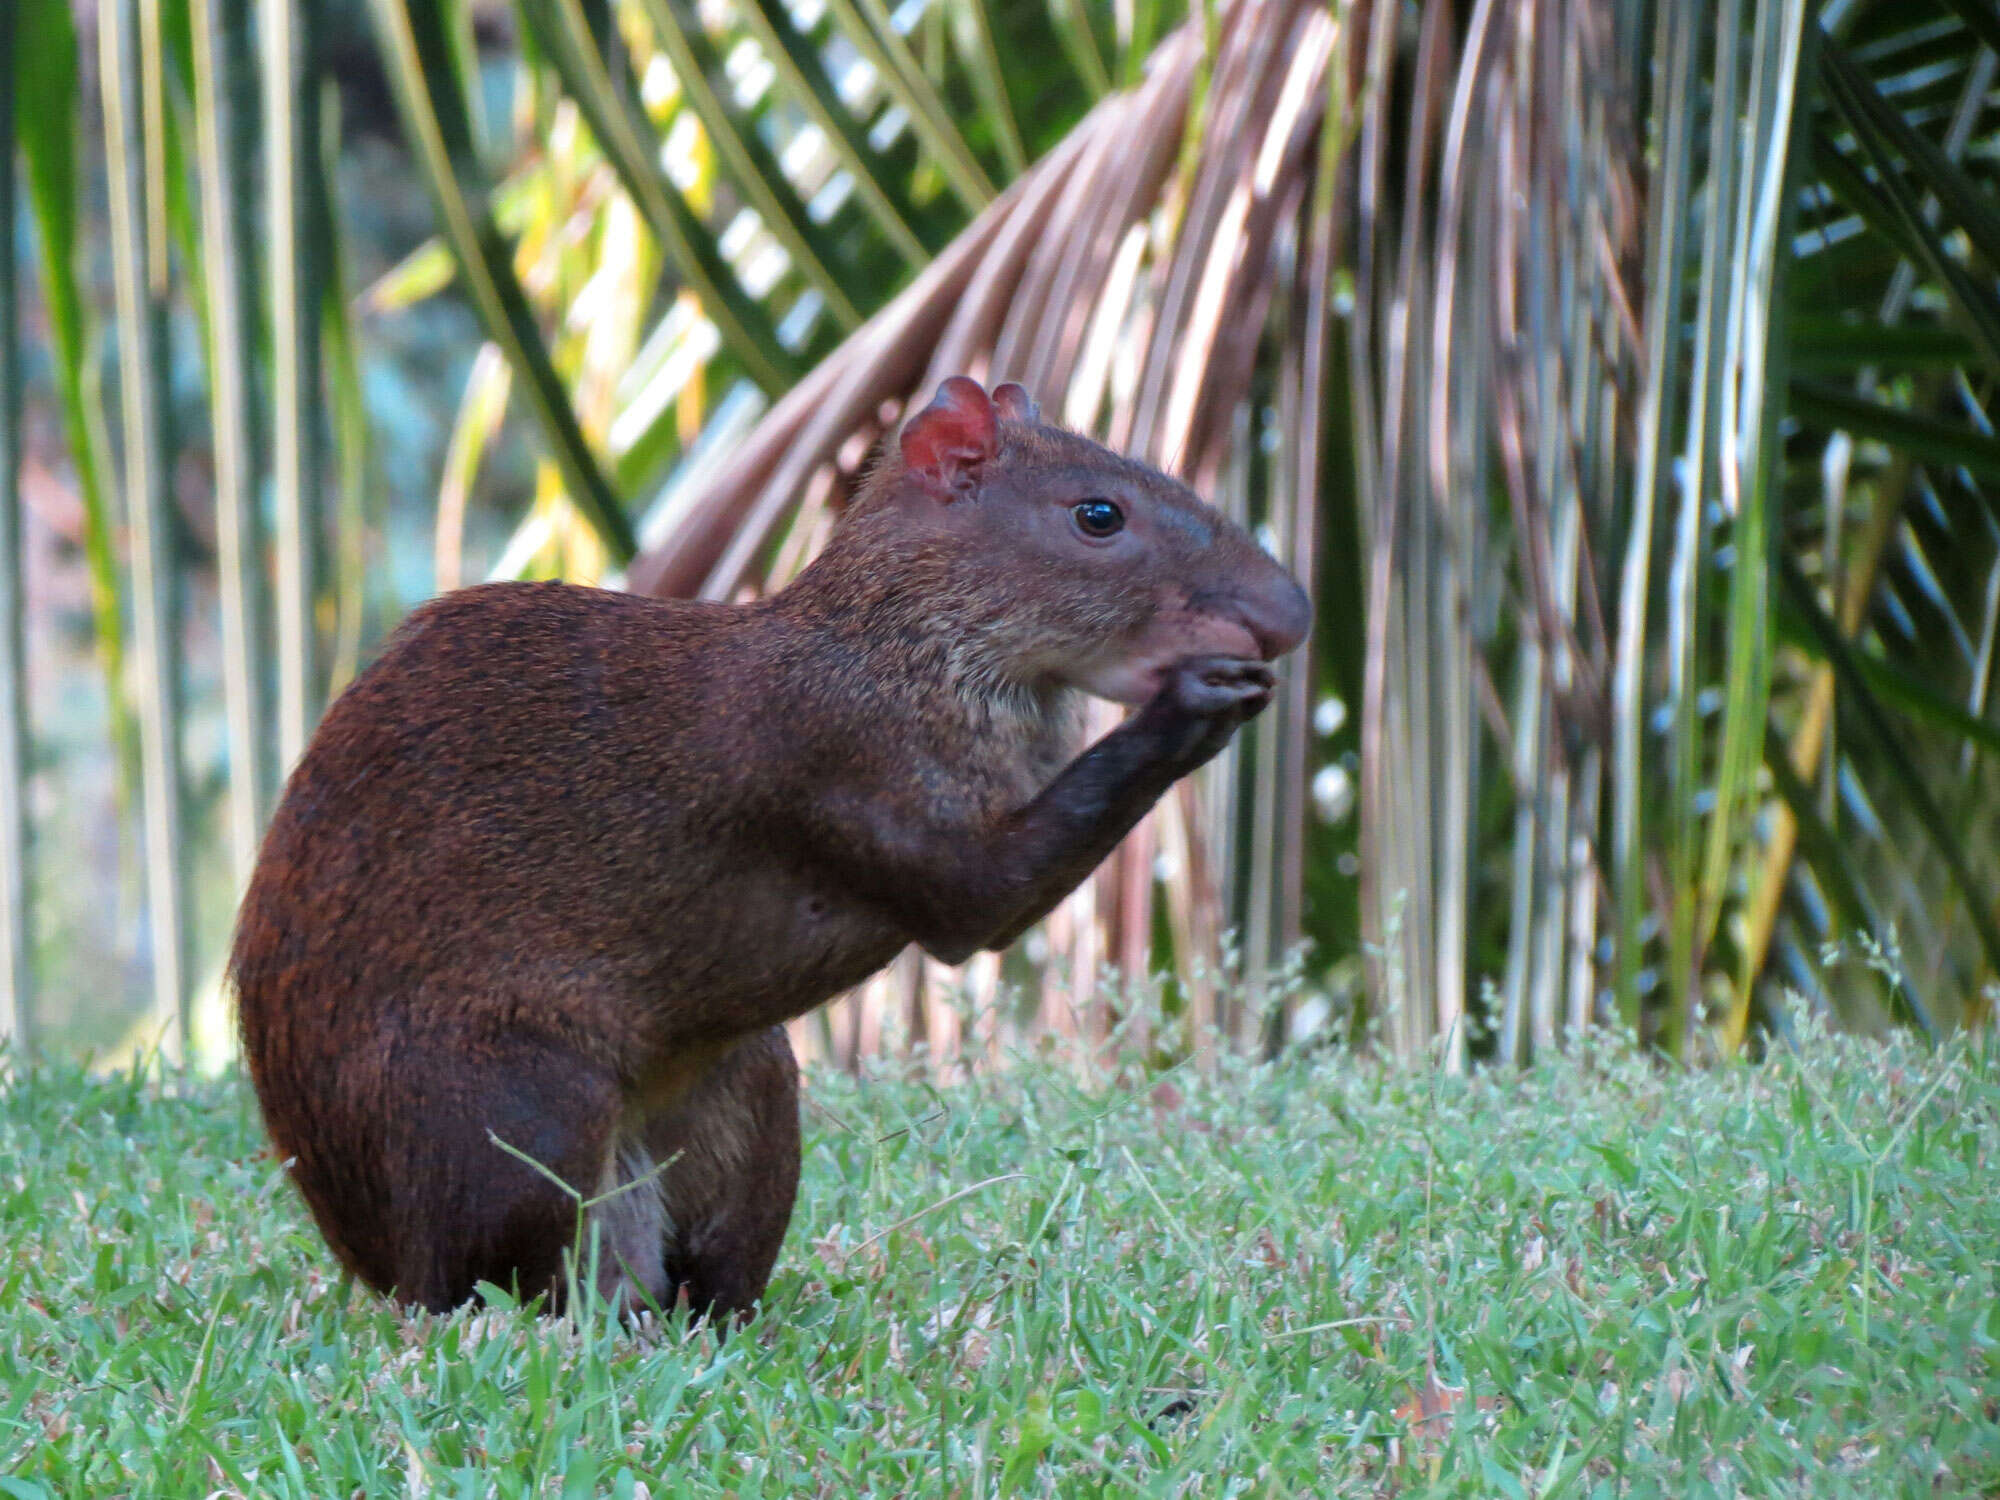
1072;499;1125;538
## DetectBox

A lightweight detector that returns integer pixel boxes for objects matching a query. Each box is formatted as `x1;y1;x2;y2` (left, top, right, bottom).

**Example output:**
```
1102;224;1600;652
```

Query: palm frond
516;0;805;392
735;0;935;267
191;0;270;885
102;0;192;1051
832;0;1000;206
16;0;136;818
365;0;640;561
0;0;31;1047
18;0;2000;1058
632;0;867;328
263;0;327;772
1743;1;2000;1039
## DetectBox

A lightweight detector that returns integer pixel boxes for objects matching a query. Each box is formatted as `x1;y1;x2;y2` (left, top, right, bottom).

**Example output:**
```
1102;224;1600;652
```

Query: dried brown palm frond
1347;0;1653;1068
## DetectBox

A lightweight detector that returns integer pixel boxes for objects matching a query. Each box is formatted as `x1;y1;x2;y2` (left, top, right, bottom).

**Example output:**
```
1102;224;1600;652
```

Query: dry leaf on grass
1389;1360;1504;1467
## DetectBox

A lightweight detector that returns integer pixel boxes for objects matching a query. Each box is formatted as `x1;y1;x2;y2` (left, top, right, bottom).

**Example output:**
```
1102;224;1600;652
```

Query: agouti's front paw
1137;656;1276;770
1171;656;1276;718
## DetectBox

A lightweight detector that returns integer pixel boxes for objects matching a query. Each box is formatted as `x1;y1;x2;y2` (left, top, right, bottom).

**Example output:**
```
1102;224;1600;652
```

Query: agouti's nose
1235;574;1313;660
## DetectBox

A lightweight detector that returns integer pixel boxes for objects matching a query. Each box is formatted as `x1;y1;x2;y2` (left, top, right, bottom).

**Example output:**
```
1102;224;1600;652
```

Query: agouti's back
236;582;897;1024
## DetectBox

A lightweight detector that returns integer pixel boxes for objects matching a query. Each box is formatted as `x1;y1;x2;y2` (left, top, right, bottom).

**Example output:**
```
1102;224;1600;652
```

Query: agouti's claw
1197;660;1274;691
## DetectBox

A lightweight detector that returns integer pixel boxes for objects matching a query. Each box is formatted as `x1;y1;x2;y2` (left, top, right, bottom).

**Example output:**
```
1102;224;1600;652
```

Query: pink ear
900;376;998;499
992;382;1040;424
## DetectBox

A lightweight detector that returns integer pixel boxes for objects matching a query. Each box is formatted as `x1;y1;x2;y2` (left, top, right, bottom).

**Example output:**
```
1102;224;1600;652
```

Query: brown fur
231;378;1309;1319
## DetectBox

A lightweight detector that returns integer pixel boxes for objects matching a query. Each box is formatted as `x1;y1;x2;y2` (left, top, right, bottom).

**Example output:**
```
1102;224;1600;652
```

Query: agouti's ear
992;382;1040;424
900;376;998;500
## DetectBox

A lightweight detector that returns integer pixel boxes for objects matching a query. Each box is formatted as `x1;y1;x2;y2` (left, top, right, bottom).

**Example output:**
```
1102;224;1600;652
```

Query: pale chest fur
934;683;1084;824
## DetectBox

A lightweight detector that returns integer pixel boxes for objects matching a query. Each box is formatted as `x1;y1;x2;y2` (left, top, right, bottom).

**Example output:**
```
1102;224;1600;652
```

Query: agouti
232;376;1310;1319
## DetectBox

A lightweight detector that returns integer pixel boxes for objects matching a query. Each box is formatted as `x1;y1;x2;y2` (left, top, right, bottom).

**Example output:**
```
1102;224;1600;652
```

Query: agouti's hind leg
644;1026;803;1321
386;1034;665;1314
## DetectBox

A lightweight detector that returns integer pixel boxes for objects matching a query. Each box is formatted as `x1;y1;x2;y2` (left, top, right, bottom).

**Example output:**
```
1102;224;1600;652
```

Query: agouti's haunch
232;376;1311;1317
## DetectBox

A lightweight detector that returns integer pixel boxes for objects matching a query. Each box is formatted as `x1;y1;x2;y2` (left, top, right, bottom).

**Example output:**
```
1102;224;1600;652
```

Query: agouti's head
847;376;1311;706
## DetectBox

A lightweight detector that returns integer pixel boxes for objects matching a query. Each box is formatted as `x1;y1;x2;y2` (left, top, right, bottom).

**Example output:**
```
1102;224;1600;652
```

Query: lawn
3;1022;1997;1497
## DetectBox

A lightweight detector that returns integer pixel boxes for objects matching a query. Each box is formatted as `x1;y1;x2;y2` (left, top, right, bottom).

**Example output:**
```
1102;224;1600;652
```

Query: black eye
1072;499;1124;538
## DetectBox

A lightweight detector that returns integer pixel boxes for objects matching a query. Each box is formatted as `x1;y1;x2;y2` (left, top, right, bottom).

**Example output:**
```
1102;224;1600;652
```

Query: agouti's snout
1215;570;1313;662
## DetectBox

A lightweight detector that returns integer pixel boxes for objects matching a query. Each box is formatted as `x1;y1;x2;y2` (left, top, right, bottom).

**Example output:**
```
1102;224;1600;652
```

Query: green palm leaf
634;0;866;329
516;0;805;392
736;0;935;268
366;0;639;560
1780;557;2000;982
14;0;134;815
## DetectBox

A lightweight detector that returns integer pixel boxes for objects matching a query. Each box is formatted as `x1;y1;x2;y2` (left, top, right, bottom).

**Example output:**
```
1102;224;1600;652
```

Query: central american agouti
232;376;1311;1319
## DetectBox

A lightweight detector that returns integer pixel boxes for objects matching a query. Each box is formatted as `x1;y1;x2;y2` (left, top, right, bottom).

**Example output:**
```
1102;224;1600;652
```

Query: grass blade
365;0;639;561
318;80;372;698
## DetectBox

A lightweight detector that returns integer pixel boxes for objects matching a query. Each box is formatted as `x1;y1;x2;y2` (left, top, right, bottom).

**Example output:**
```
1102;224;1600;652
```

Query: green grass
3;1023;1998;1497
